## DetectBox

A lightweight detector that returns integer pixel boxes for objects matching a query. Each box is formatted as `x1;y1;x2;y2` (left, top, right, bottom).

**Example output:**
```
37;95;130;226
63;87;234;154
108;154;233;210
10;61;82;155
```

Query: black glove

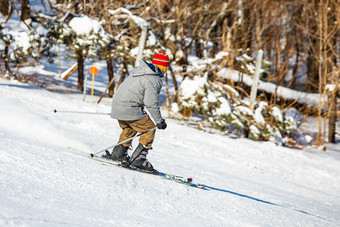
157;120;167;130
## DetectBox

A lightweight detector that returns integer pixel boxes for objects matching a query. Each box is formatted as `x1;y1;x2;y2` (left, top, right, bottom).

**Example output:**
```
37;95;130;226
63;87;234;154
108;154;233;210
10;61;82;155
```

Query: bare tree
328;70;339;143
21;0;30;22
0;0;9;16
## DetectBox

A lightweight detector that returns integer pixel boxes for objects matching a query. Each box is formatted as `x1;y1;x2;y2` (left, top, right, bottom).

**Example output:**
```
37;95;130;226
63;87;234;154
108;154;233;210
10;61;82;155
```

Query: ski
90;156;205;189
68;147;206;189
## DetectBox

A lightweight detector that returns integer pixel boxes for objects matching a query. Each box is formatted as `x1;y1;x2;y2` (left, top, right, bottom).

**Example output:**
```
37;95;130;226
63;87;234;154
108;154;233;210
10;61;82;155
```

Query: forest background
0;0;339;147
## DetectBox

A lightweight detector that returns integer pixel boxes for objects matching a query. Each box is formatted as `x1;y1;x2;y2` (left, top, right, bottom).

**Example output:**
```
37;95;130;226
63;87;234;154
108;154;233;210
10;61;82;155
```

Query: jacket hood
130;60;164;78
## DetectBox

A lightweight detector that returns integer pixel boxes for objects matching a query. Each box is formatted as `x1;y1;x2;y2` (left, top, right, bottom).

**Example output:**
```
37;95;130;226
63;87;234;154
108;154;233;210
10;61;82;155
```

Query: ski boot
103;144;130;165
129;143;155;172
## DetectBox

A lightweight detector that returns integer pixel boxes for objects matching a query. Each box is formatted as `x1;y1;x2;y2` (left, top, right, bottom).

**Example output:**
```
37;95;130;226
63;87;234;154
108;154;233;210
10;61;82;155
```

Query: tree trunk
288;3;303;90
4;44;10;72
77;54;84;91
288;42;300;90
328;69;339;143
169;65;178;102
306;51;319;92
242;3;252;52
195;38;202;58
116;62;128;90
106;57;115;98
0;0;9;16
20;0;30;22
328;90;337;143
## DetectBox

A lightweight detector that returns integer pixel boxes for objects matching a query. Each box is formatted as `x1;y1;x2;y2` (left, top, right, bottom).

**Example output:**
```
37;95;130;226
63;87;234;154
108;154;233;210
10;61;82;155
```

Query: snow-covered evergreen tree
173;74;307;147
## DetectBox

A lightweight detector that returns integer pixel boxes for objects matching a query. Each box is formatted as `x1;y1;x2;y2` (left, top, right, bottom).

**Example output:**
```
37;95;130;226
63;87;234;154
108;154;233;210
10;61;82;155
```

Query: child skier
105;51;170;172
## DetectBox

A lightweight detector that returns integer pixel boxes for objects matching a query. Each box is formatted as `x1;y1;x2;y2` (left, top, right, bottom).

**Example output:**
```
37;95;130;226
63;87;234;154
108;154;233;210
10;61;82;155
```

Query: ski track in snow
0;78;340;226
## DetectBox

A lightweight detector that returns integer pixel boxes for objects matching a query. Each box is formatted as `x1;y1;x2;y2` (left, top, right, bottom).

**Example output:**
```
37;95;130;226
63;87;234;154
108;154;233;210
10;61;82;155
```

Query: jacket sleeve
143;77;163;124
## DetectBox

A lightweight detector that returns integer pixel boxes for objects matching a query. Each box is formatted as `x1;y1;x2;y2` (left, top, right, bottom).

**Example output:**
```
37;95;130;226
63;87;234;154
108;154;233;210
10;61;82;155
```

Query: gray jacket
110;60;164;124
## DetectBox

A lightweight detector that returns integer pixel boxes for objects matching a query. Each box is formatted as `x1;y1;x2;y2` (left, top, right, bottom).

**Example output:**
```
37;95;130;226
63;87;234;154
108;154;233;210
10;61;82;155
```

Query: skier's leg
118;120;138;147
130;143;154;171
104;120;136;162
127;116;157;171
128;116;156;148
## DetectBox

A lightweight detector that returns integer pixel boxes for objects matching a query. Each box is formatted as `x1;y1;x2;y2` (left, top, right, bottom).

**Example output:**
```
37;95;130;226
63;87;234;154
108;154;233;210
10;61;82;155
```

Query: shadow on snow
205;185;327;221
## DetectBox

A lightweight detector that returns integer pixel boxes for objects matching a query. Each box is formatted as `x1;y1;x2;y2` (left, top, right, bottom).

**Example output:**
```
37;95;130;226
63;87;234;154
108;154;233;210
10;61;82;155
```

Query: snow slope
0;77;340;226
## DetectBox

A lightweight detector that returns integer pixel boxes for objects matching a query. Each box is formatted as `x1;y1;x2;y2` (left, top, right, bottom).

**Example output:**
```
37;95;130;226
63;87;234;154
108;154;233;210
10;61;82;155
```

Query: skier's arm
143;77;163;124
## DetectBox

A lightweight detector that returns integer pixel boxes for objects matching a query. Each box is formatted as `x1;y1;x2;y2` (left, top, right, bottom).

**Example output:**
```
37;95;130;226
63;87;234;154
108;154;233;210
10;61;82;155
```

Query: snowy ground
1;76;340;227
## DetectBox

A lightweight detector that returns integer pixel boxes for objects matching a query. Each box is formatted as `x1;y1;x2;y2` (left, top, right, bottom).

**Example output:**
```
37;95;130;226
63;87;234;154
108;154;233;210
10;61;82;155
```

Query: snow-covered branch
217;68;322;107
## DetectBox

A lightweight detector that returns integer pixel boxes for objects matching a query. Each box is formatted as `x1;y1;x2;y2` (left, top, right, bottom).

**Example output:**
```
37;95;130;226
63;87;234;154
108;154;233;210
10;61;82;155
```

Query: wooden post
89;66;99;104
62;63;78;80
83;72;89;102
135;26;148;67
249;49;263;111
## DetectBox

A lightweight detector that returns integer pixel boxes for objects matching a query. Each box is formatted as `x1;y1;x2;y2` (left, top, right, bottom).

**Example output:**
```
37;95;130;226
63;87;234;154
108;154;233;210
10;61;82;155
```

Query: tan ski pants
118;116;156;148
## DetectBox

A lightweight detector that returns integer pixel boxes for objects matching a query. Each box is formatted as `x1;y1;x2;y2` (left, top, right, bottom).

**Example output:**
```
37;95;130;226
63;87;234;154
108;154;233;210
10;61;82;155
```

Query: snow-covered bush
0;23;32;64
235;51;271;81
174;75;308;147
29;15;114;62
0;25;13;47
106;8;165;67
66;15;112;59
28;19;73;62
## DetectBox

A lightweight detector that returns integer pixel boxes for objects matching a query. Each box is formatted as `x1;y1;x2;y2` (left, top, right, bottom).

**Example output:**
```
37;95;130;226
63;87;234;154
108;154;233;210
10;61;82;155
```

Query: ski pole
90;127;157;157
53;109;110;115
